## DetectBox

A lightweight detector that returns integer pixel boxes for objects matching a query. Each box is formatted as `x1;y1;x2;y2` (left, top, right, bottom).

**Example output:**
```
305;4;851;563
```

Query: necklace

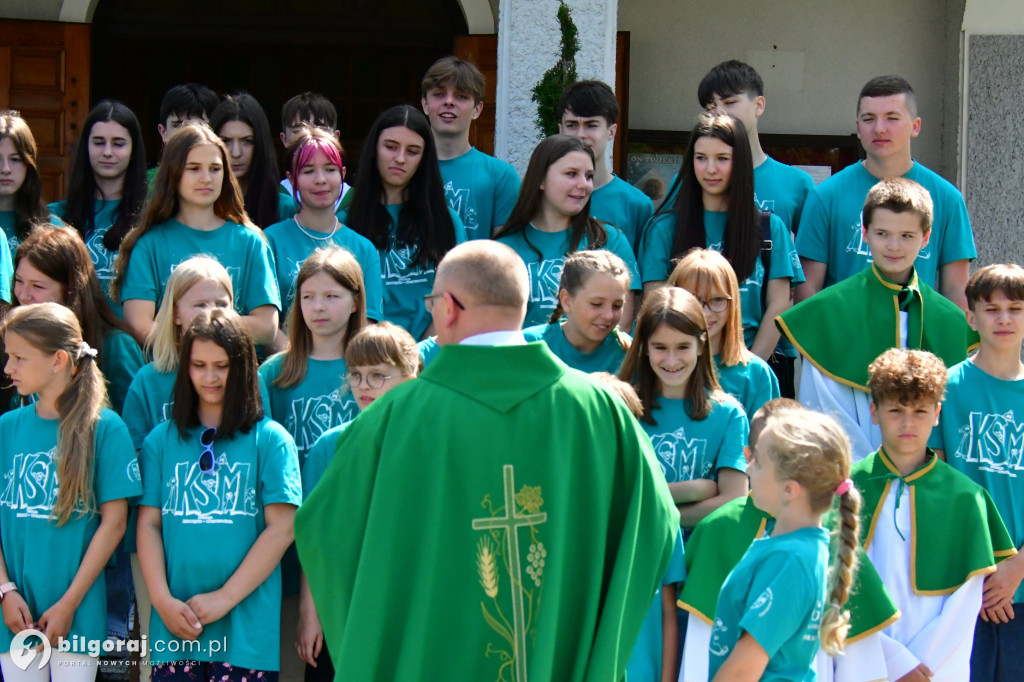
294;215;341;242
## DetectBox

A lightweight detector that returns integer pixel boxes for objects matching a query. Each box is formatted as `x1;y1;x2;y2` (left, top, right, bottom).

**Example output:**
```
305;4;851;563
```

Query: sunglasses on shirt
199;427;217;476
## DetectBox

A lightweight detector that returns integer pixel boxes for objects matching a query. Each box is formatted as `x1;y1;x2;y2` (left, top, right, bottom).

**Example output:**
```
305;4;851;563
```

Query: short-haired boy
796;75;976;309
698;60;817;398
147;82;219;186
278;91;351;212
557;80;653;254
776;177;977;458
420;56;520;239
929;263;1024;682
854;348;1015;682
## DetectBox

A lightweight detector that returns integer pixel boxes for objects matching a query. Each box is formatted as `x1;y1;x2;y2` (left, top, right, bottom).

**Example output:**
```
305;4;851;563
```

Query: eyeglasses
345;370;397;390
695;295;731;313
423;291;466;313
199;427;217;476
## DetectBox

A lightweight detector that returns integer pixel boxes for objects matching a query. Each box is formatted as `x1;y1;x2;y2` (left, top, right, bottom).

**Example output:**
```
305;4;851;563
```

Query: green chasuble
678;496;899;642
776;264;978;391
294;341;678;682
854;448;1017;595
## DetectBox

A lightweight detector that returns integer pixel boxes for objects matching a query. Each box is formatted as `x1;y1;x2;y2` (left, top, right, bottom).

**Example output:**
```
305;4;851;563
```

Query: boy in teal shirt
795;75;975;309
420;56;520;239
558;80;653;254
278;92;352;213
146;83;218;188
930;263;1024;682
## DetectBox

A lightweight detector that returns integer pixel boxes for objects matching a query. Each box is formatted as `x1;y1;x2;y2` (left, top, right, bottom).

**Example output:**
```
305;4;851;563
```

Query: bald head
436;241;529;309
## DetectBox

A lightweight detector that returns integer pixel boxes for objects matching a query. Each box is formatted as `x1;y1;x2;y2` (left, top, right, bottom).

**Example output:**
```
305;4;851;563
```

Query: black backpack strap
758;210;773;314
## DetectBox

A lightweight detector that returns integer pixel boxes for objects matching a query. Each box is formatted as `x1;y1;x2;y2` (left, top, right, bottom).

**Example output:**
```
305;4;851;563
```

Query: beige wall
620;0;959;176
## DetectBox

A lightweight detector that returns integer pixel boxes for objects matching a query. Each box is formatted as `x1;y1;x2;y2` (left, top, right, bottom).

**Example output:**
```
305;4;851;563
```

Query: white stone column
494;0;618;174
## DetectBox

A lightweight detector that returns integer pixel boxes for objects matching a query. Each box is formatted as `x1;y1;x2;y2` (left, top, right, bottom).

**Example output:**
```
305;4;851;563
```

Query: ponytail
820;484;862;655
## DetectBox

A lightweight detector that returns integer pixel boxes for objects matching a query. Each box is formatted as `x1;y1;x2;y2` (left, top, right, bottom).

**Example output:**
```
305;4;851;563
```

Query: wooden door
0;20;91;203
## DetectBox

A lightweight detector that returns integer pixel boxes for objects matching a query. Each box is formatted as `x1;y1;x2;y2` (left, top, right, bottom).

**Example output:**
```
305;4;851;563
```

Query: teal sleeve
768;214;805;285
302;430;341;500
638;213;675;284
48;200;67;219
493;164;521;228
937;192;977;264
664;529;686;584
737;553;816;658
257;359;280;421
120;235;160;303
794;188;830;264
928;410;946;451
103;332;145;415
258;422;303;507
0;223;11;303
451;209;468;244
95;412;144;505
138;427;165;508
716;401;749;474
789;173;815;234
241;238;283;313
360;245;384;322
122;376;155;451
605;227;642;292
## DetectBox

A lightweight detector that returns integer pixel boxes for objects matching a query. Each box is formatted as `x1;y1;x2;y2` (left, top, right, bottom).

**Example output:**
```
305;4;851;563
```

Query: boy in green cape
776;177;977;459
854;348;1016;681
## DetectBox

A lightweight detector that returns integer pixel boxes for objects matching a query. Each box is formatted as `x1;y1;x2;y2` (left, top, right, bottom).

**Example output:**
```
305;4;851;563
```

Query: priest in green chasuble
295;240;679;682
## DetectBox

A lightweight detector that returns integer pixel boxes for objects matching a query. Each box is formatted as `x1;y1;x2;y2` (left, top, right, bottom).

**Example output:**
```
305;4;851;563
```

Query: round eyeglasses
695;295;731;313
345;370;397;390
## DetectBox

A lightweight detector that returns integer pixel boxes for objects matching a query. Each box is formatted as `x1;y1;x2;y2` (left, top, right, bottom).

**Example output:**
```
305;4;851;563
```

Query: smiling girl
523;249;631;373
639;112;802;361
618;285;748;529
211;93;297;228
137;308;301;682
495;135;640;328
340;105;465;339
49;101;147;314
111;122;281;348
0;303;140;682
264;127;382;320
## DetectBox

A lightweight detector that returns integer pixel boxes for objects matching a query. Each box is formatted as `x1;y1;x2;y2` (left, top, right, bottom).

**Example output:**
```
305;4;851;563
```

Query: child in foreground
855;348;1015;681
709;406;860;681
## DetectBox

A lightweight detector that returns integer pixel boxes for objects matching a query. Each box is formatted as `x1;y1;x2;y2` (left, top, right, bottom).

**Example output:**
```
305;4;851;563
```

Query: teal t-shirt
301;422;351;500
139;417;303;670
438;147;520;240
0;211;63;265
626;529;686;682
590;175;654;254
709;526;830;682
714;353;780;419
120;218;282;316
417;336;441;368
0;405;141;652
640;210;804;346
496;223;641;328
795;160;976;289
276;193;299;223
258;354;357;467
930;359;1024;602
0;220;12;304
522;322;629;374
49;199;124;315
263;217;384;321
753;156;815;235
641;393;748;485
102;329;145;415
340;204;467;340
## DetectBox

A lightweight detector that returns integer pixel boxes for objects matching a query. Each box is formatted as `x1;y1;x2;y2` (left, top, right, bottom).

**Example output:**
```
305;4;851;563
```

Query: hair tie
835;478;853;496
77;341;98;360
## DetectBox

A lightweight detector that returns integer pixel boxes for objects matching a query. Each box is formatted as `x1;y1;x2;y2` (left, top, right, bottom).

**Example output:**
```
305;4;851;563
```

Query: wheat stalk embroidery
478;537;500;598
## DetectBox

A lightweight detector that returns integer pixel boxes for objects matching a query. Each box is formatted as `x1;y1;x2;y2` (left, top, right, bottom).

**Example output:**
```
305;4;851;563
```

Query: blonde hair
274;246;367;389
146;256;234;373
2;303;108;525
345;322;422;377
669;248;748;367
763;408;861;655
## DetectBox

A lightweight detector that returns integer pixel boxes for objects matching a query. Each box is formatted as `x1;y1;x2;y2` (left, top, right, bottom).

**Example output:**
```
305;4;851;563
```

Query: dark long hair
344;105;456;269
14;226;135;354
210;92;281;228
63;100;147;252
659;112;759;282
172;308;263;440
495;135;608;261
0;111;48;241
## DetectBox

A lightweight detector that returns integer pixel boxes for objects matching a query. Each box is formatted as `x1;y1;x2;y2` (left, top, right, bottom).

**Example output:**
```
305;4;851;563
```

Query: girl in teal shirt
137;308;301;681
495;135;640;328
522;249;632;374
670;248;780;418
0;112;52;270
0;303;140;682
341;105;466;340
111;122;281;349
13;226;143;415
49;100;147;314
710;406;860;681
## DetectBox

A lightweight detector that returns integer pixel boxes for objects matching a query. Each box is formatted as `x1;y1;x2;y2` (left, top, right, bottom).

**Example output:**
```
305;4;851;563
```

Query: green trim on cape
775;265;979;392
677;496;899;641
854;448;1017;595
